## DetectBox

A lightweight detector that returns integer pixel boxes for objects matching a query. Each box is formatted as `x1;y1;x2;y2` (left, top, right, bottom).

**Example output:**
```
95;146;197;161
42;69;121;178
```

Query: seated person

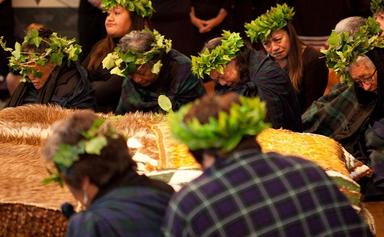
245;3;328;113
0;27;95;109
191;31;302;131
371;0;384;32
302;17;384;200
42;110;174;236
164;92;372;236
103;29;206;114
82;0;153;113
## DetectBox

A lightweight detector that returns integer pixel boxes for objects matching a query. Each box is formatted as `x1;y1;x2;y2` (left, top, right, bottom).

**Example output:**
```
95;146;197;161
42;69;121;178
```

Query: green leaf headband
102;29;172;77
371;0;384;14
321;17;384;84
245;3;294;43
0;29;81;83
191;31;244;79
101;0;154;18
168;96;270;152
43;118;117;186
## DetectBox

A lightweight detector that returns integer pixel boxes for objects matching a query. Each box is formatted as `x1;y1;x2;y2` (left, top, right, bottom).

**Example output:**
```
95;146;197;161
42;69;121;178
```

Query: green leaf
84;136;108;155
53;144;80;168
102;53;116;69
158;94;172;112
12;42;21;59
151;60;162;74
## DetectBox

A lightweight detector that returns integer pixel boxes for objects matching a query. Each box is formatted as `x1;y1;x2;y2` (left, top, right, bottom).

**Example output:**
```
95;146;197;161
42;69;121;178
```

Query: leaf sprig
43;118;117;186
0;29;81;82
191;31;244;79
245;3;294;43
371;0;384;14
321;17;384;84
102;29;172;77
101;0;154;17
168;96;270;152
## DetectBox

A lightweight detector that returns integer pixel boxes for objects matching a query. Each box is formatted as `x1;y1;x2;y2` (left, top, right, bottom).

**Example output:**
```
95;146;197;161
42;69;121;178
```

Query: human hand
191;17;206;31
199;19;218;33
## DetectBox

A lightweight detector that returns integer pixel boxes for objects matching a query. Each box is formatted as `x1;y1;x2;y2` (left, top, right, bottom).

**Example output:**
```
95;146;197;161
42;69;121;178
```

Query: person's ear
81;176;91;191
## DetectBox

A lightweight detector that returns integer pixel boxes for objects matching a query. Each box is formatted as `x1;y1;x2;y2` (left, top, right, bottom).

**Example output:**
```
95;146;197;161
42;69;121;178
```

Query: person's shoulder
303;46;325;63
259;152;325;172
167;49;191;64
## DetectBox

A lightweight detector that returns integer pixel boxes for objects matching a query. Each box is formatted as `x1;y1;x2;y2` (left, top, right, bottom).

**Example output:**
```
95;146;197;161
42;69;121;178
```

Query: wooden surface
364;202;384;237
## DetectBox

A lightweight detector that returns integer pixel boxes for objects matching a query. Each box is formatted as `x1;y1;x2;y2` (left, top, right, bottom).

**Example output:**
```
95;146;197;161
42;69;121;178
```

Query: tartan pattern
302;83;376;140
163;149;372;237
66;187;172;237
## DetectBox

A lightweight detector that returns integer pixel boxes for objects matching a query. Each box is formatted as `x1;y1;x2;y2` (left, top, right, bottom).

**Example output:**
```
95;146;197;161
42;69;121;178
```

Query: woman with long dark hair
82;0;153;112
245;4;328;113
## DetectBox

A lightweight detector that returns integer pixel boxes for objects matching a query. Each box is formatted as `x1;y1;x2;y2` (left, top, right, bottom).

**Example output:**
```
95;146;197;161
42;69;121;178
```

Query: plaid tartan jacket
163;148;372;237
302;83;377;152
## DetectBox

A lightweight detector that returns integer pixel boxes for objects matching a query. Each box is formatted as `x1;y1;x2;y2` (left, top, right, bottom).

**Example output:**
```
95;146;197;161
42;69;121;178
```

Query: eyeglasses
353;69;377;86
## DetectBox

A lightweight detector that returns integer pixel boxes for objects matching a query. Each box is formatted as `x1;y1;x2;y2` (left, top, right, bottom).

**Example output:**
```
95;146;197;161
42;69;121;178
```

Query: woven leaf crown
101;0;154;17
371;0;384;14
43;118;117;186
0;28;81;82
191;31;244;79
245;3;294;43
321;17;384;84
169;96;270;152
102;29;172;77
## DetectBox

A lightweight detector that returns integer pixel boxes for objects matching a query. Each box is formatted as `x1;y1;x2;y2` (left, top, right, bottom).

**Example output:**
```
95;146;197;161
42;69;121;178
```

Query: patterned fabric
302;83;376;140
215;49;302;132
116;49;205;114
66;186;173;237
163;149;373;237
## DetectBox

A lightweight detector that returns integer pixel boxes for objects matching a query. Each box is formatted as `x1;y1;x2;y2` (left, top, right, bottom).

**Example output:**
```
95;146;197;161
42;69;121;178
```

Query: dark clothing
230;0;281;35
358;119;384;201
286;0;370;36
116;49;206;114
78;0;106;61
216;49;302;132
302;48;384;152
190;0;231;54
83;38;123;113
302;48;384;201
66;172;174;237
152;0;194;56
298;46;328;113
0;0;14;77
164;148;372;237
7;62;96;109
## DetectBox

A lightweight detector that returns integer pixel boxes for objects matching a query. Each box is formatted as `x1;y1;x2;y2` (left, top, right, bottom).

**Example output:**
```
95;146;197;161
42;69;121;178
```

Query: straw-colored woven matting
0;105;375;235
0;203;67;237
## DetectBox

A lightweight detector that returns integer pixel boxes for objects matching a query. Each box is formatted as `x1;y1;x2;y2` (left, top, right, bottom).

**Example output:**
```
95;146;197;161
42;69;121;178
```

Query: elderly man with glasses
302;17;384;201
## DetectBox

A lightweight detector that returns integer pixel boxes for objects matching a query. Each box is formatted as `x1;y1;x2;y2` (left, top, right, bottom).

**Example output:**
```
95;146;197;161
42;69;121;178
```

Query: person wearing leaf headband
164;92;372;237
42;110;174;237
82;0;153;112
371;0;384;32
192;30;302;131
245;3;328;114
303;18;384;201
0;27;95;109
103;29;205;114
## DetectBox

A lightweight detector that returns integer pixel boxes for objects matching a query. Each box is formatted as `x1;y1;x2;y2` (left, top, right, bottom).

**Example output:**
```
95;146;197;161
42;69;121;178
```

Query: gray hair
118;30;154;53
334;16;367;35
